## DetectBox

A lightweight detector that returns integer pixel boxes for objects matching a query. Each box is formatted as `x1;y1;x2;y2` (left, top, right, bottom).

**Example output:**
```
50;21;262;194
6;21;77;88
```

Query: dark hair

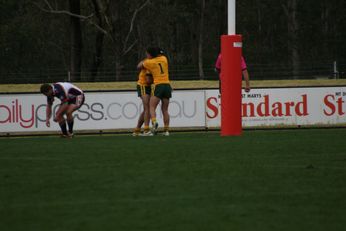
146;47;159;57
146;47;165;58
40;83;52;94
158;47;164;55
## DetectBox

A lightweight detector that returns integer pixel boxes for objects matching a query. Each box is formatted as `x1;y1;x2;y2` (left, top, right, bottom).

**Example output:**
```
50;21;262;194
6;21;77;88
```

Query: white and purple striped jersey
47;82;84;105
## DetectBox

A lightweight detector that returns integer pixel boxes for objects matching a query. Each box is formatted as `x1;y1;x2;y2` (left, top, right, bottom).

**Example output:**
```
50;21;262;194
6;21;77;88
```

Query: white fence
0;87;345;134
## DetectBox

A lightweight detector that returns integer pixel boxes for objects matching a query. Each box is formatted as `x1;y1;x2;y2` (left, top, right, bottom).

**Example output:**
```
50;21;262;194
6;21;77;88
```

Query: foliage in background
1;0;346;83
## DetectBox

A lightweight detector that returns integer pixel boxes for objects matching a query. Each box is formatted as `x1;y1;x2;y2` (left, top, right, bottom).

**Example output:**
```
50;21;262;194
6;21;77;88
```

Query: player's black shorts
137;84;151;97
152;84;172;99
66;94;85;109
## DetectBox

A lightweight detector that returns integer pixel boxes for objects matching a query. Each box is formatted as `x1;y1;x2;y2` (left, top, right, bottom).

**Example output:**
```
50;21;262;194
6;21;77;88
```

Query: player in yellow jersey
132;63;153;136
137;47;172;136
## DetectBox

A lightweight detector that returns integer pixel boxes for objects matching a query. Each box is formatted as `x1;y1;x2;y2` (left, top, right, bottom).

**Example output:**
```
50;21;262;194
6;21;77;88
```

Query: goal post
220;0;242;136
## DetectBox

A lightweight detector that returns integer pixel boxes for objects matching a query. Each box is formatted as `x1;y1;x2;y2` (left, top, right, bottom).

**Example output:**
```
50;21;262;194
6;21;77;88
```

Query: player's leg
142;94;151;134
161;97;170;136
65;104;80;136
149;96;160;134
160;84;172;136
133;111;144;136
54;103;69;136
133;86;151;136
65;95;84;136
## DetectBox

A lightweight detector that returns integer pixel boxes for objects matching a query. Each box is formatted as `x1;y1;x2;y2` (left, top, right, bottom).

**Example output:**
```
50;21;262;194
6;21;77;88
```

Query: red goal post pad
221;35;242;136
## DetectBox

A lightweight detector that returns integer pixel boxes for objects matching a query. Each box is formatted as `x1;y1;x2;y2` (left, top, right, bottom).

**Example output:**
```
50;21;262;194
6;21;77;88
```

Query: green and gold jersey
143;55;170;85
137;68;150;86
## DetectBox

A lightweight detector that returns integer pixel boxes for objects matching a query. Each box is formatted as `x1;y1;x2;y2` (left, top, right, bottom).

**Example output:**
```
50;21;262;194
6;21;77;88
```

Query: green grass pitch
1;129;346;231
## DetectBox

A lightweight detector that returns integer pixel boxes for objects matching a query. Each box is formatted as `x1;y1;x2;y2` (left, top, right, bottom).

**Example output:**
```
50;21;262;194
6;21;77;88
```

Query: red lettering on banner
324;95;335;115
272;102;283;116
12;102;16;122
296;95;308;116
244;94;308;117
242;102;255;117
16;99;19;123
257;95;270;116
206;97;219;119
284;102;294;116
337;97;345;115
0;99;35;128
323;94;345;116
0;105;11;123
19;104;35;128
207;94;309;118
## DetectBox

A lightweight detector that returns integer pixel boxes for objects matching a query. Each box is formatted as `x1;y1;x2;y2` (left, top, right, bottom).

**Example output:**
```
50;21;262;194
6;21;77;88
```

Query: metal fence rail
0;62;345;84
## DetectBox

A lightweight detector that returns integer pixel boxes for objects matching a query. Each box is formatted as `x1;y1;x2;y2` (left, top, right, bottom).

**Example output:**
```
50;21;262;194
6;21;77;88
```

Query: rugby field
1;129;346;231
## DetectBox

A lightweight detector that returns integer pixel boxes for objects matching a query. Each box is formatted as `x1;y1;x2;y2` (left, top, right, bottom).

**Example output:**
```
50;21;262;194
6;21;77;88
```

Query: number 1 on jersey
158;63;164;74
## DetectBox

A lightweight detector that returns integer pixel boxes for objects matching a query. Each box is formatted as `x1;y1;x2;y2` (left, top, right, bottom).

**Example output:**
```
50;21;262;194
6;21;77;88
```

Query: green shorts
152;84;172;99
137;84;151;97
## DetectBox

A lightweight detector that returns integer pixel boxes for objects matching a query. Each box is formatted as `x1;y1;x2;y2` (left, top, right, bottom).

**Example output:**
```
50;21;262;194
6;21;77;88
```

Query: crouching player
40;82;85;138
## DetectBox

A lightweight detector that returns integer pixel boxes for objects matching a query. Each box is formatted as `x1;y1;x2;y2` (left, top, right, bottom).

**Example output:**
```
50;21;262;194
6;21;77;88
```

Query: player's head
40;83;53;96
157;47;164;55
146;47;159;58
146;47;164;58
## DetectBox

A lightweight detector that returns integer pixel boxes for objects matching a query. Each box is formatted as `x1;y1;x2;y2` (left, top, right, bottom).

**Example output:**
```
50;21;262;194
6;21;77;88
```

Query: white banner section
206;87;346;127
0;90;206;133
0;87;345;133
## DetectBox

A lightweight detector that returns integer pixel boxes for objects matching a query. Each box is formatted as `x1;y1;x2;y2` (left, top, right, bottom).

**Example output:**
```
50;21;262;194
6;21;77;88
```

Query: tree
69;0;82;81
2;0;346;83
87;0;151;80
198;0;206;80
35;0;150;81
283;0;300;78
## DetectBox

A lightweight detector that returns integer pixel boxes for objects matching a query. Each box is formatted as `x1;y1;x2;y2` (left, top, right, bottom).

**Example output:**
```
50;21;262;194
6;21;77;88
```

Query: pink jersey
241;56;247;70
215;54;247;71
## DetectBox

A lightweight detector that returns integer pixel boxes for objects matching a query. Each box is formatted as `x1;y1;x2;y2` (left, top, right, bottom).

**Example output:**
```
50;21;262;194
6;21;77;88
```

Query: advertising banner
1;87;345;134
206;87;346;127
0;90;206;133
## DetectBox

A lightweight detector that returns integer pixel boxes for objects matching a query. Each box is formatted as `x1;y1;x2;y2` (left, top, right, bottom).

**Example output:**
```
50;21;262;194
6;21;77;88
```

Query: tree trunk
115;58;122;81
107;1;123;81
198;0;205;80
285;0;300;78
69;0;82;82
321;0;331;60
90;0;105;82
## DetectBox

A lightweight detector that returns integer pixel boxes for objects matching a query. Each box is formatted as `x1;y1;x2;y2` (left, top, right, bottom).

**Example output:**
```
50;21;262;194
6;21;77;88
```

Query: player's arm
242;69;251;92
215;54;221;74
146;73;153;85
137;60;145;70
45;97;53;127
